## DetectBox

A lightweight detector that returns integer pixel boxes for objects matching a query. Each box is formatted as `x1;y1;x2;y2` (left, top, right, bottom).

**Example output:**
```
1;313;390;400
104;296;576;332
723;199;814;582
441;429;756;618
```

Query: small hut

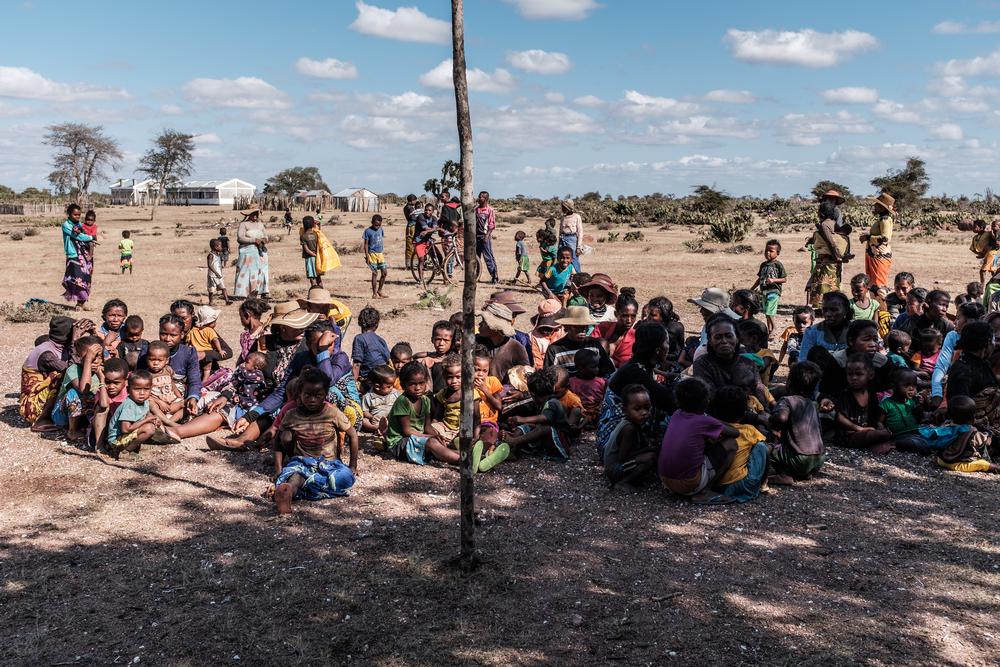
331;187;380;213
293;189;333;211
110;178;158;205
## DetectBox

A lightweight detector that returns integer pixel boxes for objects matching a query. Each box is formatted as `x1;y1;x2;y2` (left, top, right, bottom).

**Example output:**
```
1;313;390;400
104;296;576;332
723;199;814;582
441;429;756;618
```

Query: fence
0;201;64;215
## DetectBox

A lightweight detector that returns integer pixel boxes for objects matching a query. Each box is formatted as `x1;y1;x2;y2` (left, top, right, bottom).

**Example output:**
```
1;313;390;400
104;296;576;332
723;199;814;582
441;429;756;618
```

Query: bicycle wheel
411;252;441;285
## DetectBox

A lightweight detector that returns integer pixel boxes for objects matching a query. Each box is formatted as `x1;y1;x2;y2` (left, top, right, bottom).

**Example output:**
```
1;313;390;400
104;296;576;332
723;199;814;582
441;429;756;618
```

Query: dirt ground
0;204;997;666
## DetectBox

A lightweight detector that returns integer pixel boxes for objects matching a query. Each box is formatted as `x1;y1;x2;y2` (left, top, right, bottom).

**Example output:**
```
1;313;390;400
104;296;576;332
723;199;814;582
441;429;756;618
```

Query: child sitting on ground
709;386;769;504
232;351;269;410
189;305;232;382
820;353;893;453
658;376;739;502
385;361;459;466
894;287;928;331
552;366;584;434
878;368;927;452
737;318;776;384
849;273;877;321
569;348;606;426
473;347;504;424
361;364;400;437
778;306;813;366
352;306;390;393
99;299;128;359
90;357;130;452
503;366;576;461
513;230;530;284
544;306;615;375
603;384;659;491
52;335;104;442
107;370;179;457
935;395;998;474
273;367;358;514
116;315;148;370
912;328;943;389
415;320;455;392
389;342;413;390
885;330;913;369
769;361;826;485
430;353;466;448
145;340;184;424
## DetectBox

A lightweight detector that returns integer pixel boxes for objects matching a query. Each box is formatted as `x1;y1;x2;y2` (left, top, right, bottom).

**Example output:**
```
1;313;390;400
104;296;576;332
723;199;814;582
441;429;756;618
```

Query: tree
810;180;853;200
263;166;330;196
137;129;195;220
451;0;479;571
870;157;929;212
43;122;122;204
423;160;462;197
690;184;730;214
0;184;16;199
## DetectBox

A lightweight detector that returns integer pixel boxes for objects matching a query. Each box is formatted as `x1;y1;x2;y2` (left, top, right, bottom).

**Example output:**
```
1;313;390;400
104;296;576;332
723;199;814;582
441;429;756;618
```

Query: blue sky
4;0;1000;197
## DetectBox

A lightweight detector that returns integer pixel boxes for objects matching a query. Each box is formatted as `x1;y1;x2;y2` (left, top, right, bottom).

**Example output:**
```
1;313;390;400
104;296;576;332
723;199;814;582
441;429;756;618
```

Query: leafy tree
43;122;122;203
580;191;601;202
690;184;730;214
137;129;195;219
810;180;853;200
263;166;330;195
423;160;462;197
870;157;929;212
20;187;51;199
0;184;16;199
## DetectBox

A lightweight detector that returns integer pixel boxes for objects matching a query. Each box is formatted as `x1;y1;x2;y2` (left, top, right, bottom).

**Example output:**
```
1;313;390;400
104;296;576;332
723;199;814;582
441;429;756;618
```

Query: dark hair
893;368;918;389
369;364;397;385
305;319;335;338
527;366;558;398
571;272;592;287
219;226;227;233
765;239;781;252
391;341;413;359
303;216;315;230
406;193;418;203
574;347;600;369
926;289;950;304
158;313;185;331
908;288;928;303
371;214;383;224
170;299;195;317
818;199;838;220
102;298;128;318
300;365;332;391
432;319;455;338
731;289;760;315
729;363;758;390
515;230;526;240
615;288;639;314
103;357;130;377
966;282;984;299
631;320;668;362
948;395;976;424
473;344;491;362
709;385;747;423
846;319;878;343
974;218;987;229
705;313;738;340
129;369;152;386
398;360;430;384
792;305;814;322
845;352;874;371
787;360;822;397
557;246;573;258
84;210;96;221
665;320;685;358
822;291;852;318
239;297;270;320
850;273;870;288
674;376;712;413
958;301;986;321
917;328;943;346
736;318;768;349
122;230;131;238
645;296;679;322
894;271;915;286
536;227;557;246
65;203;82;216
210;238;222;249
441;352;462;370
886;330;911;353
620;383;650;407
148;340;170;355
74;335;103;355
358;306;380;331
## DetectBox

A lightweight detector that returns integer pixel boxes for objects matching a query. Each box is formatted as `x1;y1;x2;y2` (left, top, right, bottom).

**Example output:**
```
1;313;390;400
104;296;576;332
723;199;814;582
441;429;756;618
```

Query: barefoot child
541;247;577;306
116;315;148;370
429;353;468;448
118;230;133;275
352;306;390;393
385;361;459;465
189;305;232;382
473;347;504;424
710;386;769;503
935;395;999;473
145;340;184;424
107;370;179;456
604;384;659;490
535;226;557;284
970;218;997;288
273;367;358;514
389;342;413;390
878;368;927;452
301;216;321;287
769;361;826;485
513;230;530;285
52;335;104;442
416;320;455;392
750;239;787;335
503;366;576;461
820;353;893;453
90;357;129;452
363;214;388;298
361;365;400;437
98;299;128;359
207;239;230;306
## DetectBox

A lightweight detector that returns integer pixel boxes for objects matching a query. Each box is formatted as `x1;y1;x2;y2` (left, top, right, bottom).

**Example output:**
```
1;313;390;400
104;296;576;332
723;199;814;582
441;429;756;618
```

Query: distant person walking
558;199;583;272
475;191;499;284
61;204;95;311
863;192;895;289
403;194;419;269
234;206;269;299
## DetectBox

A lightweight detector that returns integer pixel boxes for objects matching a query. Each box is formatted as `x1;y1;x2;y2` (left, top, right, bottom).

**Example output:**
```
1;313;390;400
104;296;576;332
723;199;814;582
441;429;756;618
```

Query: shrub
623;231;645;242
23;227;38;237
723;244;755;254
0;300;64;323
415;288;453;311
275;273;301;284
10;231;23;241
706;211;753;243
682;238;715;254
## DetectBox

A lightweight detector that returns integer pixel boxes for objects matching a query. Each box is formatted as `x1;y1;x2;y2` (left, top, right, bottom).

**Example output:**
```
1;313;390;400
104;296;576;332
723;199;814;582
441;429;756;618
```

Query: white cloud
938;49;1000;77
160;103;183;115
183;77;290;109
0;66;129;102
419;59;516;93
872;98;923;124
931;123;964;140
933;20;1000;35
349;1;449;44
571;95;603;108
704;89;755;103
193;133;222;144
544;92;565;103
478;104;601;145
830;143;920;162
295;57;358;79
724;29;878;67
628;116;758;144
779;110;875;146
503;0;599;20
821;86;879;104
927;76;966;97
340;114;433;145
506;49;572;74
620;90;699;116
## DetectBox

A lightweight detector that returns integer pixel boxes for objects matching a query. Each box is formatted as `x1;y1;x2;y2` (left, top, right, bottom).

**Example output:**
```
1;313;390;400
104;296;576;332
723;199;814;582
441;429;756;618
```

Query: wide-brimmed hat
555;305;597;327
530;298;563;325
479;302;516;337
195;305;219;327
872;192;896;214
580;273;618;300
298;286;333;308
822;189;846;204
531;313;560;330
561;198;575;213
508;365;533;393
240;206;261;218
269;301;318;330
688;288;740;319
488;290;527;315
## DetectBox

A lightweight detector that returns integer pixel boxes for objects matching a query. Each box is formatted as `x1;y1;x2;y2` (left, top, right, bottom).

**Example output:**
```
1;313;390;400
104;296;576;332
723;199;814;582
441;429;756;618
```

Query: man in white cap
476;302;529;379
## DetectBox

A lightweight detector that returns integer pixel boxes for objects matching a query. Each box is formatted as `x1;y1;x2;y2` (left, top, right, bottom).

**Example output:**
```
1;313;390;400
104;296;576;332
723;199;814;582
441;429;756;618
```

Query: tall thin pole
451;0;479;570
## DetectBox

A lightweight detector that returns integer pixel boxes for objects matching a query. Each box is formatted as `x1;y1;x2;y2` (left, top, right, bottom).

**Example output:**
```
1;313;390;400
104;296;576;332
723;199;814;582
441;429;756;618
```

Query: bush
415;287;453;311
723;244;755;254
23;227;38;237
10;231;23;241
682;239;715;254
706;211;753;243
0;300;64;323
275;273;301;284
623;231;645;242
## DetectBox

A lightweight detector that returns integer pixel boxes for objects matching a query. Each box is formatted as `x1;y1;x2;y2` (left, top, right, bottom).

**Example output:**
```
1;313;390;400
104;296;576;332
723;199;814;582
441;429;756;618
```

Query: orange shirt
475;376;504;423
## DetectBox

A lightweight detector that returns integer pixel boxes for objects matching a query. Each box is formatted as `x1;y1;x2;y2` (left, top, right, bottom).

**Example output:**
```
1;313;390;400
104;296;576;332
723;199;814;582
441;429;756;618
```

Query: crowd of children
20;201;1000;515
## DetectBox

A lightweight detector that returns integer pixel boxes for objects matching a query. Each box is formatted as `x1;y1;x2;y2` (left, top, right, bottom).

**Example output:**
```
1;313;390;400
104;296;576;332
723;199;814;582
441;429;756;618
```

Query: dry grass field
0;204;996;665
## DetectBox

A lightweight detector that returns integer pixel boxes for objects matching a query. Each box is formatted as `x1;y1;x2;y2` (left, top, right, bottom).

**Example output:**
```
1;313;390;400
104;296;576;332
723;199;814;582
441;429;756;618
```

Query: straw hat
240;205;261;218
488;290;527;315
872;192;896;215
555;305;597;327
269;301;318;329
580;273;618;300
531;298;563;325
561;198;576;213
298;286;333;308
195;305;220;327
479;302;516;337
688;288;740;319
822;189;846;204
507;365;533;392
531;313;560;330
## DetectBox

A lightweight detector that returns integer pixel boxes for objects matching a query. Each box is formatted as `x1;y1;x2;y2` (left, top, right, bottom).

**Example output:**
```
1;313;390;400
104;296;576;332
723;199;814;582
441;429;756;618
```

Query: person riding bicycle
413;203;443;288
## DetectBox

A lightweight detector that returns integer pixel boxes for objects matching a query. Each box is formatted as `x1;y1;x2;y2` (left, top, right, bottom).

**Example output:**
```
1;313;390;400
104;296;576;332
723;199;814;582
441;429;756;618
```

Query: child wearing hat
579;274;619;324
543;306;614;376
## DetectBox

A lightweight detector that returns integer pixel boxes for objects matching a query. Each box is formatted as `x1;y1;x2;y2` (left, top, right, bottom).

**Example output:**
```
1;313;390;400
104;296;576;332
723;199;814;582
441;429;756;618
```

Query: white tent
165;178;256;206
109;178;157;205
331;187;380;212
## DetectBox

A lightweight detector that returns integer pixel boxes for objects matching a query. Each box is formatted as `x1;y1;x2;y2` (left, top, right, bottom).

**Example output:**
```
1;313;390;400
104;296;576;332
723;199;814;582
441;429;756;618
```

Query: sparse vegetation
0;300;64;322
10;231;23;241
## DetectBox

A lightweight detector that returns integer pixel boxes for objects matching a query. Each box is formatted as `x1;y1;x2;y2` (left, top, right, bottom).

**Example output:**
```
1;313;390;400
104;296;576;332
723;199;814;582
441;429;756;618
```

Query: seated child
849;273;878;321
894;287;927;331
145;340;184;424
107;370;180;456
430;353;466;448
99;299;128;359
729;364;772;432
911;328;943;389
819;353;893;453
544;306;615;375
232;351;268;409
778;306;812;366
273;367;358;514
116;315;148;370
709;386;769;503
361;364;401;436
768;361;826;485
552;365;584;433
415;320;455;393
189;305;232;382
885;330;912;369
503;366;577;461
352;306;390;393
885;271;914;318
737;318;776;383
52;335;104;442
389;341;413;390
540;247;577;306
91;357;130;452
871;286;893;340
658;376;739;501
569;348;606;426
473;421;510;473
385;361;459;465
473;347;504;424
935;395;998;474
603;384;659;491
878;368;927;452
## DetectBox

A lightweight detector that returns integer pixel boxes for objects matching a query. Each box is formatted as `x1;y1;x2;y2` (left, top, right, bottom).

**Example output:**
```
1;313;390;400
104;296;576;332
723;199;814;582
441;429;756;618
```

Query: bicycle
410;230;480;286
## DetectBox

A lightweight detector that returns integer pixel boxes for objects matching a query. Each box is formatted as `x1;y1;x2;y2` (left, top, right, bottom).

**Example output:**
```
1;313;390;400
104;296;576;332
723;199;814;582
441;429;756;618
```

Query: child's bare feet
377;417;388;436
274;483;294;514
768;474;794;486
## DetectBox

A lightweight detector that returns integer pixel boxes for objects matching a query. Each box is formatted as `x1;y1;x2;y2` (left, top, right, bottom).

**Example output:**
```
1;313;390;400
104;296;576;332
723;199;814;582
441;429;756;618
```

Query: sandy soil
0;205;997;666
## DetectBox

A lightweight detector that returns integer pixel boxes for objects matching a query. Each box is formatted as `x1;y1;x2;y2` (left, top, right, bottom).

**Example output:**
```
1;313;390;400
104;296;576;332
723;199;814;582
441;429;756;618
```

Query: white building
165;178;256;206
331;187;380;212
109;178;158;205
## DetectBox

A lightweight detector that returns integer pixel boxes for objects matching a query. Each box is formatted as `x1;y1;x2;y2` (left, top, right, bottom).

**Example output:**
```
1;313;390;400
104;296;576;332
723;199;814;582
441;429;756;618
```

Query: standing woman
234;206;269;300
61;204;96;311
862;192;895;289
806;200;849;309
558;199;583;272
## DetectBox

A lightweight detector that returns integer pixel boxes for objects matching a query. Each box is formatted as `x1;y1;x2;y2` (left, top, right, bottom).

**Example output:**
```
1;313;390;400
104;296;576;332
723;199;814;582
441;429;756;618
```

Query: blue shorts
305;256;317;278
394;435;430;464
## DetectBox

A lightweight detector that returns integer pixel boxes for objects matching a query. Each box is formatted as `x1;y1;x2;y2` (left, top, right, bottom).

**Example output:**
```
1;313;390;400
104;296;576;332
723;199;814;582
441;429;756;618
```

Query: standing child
363;214;388;298
301;216;321;287
385;361;459;465
570;347;606;426
475;191;499;284
207;239;230;306
768;361;826;485
217;227;230;265
352;306;391;392
273;367;358;514
750;239;787;335
118;230;133;275
283;209;293;235
604;384;660;491
778;306;813;366
107;370;179;456
513;230;530;285
361;365;401;436
541;247;577;306
970;218;997;289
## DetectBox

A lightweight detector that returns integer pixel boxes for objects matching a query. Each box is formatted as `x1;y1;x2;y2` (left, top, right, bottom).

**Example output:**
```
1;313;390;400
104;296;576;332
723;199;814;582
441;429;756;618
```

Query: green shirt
386;394;431;449
880;396;918;434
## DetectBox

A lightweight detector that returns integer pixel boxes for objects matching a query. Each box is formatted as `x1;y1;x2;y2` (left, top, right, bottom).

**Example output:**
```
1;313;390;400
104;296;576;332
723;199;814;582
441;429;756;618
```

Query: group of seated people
17;266;998;513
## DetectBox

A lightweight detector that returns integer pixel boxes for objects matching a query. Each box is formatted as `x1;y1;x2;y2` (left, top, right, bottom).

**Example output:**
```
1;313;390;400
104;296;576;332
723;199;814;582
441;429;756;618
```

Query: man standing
475;190;499;284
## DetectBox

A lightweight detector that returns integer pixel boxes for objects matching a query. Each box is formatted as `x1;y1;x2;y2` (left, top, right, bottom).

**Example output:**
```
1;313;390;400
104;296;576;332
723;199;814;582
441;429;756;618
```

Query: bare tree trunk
451;0;479;571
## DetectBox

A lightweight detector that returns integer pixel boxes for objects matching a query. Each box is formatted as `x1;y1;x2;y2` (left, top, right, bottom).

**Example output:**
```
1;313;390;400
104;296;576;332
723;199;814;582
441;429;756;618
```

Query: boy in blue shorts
363;214;388;298
751;239;787;336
